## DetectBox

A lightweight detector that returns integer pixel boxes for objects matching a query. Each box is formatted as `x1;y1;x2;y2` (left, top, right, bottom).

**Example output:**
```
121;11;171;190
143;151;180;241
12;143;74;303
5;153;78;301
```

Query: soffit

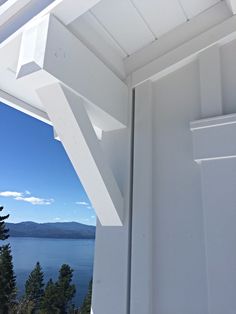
70;0;221;58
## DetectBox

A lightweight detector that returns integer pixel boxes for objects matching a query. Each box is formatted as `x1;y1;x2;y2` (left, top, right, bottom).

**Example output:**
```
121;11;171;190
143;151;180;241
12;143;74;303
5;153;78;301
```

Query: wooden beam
37;83;124;226
16;14;128;131
225;0;236;15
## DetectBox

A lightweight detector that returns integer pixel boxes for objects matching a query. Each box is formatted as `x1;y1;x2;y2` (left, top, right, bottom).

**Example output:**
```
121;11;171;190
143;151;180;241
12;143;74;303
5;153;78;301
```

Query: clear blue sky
0;102;96;225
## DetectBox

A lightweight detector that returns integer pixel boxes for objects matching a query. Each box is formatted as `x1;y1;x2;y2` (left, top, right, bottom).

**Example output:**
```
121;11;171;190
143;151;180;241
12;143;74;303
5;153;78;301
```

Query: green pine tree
40;279;60;314
55;264;76;314
80;279;92;314
0;206;9;240
0;245;17;313
0;207;16;314
24;262;44;313
15;298;36;314
40;265;76;314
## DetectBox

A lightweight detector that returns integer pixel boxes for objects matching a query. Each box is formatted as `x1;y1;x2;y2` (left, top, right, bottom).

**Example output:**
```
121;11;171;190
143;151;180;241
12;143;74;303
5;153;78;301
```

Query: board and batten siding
132;38;236;314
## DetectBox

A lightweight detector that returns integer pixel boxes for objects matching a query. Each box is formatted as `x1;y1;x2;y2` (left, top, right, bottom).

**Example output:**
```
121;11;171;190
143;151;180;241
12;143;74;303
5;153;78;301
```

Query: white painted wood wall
129;39;236;314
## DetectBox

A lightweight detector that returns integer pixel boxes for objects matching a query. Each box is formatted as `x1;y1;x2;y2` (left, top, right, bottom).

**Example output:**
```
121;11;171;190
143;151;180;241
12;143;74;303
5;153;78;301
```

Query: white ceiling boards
91;0;155;55
131;0;186;38
82;0;222;56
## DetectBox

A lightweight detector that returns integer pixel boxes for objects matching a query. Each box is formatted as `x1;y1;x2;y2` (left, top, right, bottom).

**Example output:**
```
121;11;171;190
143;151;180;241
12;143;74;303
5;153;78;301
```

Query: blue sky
0;102;96;225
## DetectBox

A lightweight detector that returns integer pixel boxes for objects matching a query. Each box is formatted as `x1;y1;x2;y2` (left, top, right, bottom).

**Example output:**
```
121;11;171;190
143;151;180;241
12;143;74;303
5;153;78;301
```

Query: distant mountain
6;221;96;239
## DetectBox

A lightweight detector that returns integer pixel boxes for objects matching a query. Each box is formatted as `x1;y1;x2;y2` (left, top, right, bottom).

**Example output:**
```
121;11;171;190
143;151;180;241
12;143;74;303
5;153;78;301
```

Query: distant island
6;221;96;239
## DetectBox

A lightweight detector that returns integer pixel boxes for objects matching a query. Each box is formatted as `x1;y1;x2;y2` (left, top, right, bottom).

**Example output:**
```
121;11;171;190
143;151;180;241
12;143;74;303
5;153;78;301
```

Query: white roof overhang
0;0;235;124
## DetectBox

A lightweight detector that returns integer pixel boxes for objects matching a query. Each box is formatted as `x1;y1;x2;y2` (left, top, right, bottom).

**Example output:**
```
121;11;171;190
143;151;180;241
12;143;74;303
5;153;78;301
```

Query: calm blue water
8;237;95;308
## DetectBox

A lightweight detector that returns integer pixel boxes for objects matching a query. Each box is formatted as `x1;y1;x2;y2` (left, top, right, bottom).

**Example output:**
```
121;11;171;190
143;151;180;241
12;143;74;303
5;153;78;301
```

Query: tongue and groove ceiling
70;0;221;58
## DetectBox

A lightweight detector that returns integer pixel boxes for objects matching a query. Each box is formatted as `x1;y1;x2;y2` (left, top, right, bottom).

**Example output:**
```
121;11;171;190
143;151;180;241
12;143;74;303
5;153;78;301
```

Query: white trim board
0;88;50;125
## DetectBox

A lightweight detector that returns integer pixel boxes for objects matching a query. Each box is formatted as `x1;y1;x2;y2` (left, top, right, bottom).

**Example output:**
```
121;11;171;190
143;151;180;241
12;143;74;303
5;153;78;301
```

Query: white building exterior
0;1;236;313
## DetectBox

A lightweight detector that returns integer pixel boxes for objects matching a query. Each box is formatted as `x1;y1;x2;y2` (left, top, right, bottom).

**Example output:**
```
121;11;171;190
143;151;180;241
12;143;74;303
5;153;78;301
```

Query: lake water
8;237;95;308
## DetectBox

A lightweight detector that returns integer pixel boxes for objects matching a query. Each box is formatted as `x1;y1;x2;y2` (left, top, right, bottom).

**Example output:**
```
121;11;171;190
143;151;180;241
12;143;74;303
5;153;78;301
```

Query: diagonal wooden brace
37;83;124;226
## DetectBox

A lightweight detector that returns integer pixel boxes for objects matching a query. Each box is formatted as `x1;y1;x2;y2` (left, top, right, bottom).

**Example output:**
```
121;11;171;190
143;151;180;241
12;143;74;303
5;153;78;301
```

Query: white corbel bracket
190;114;236;163
16;13;128;226
37;83;124;226
16;13;128;132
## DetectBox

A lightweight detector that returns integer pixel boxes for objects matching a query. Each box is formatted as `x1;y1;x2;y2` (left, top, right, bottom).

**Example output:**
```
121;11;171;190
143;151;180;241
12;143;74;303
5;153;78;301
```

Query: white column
130;80;153;314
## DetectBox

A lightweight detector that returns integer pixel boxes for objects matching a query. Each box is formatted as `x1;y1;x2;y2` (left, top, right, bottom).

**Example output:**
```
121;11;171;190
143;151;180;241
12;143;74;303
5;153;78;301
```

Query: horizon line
7;220;96;226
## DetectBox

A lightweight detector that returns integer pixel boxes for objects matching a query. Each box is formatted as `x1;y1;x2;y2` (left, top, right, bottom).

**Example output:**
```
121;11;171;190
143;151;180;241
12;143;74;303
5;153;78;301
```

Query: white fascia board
131;15;236;87
225;0;236;14
0;88;50;125
37;83;124;226
0;0;102;47
0;0;32;27
16;14;128;131
0;0;58;44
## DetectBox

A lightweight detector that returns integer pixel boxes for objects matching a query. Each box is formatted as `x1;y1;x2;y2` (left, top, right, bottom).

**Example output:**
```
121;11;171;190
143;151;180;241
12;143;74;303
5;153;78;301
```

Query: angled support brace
37;83;124;226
